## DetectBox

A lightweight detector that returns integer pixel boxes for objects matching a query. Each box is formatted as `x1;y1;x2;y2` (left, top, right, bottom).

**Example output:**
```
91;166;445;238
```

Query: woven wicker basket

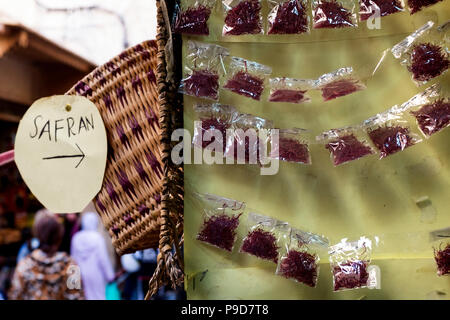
66;0;184;298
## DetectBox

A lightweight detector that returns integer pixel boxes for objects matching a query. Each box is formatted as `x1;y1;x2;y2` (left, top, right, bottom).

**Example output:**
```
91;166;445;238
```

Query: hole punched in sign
65;104;72;112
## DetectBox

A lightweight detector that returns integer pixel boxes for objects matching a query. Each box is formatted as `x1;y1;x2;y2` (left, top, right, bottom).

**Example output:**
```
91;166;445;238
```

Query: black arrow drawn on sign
42;143;86;168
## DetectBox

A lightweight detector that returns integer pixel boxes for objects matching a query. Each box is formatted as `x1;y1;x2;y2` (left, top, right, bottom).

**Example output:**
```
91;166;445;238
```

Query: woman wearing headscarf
71;212;114;300
8;212;84;300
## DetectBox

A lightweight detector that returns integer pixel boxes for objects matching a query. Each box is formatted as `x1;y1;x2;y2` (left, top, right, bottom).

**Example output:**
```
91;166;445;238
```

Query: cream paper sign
15;95;107;213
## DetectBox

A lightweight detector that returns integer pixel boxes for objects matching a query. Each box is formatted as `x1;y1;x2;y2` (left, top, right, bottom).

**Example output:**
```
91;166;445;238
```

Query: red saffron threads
321;79;364;101
408;43;449;83
313;0;355;29
269;89;308;103
411;99;450;136
279;250;318;287
326;134;374;166
333;260;369;291
360;0;403;21
224;0;262;35
184;70;219;100
174;5;211;35
197;213;242;252
407;0;443;14
368;125;415;158
268;0;309;34
241;228;279;263
233;134;263;165
434;243;450;276
201;117;229;153
277;138;310;163
224;71;265;100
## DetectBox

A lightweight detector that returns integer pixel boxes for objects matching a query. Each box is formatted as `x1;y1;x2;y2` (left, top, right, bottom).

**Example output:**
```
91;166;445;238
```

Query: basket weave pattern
67;40;171;255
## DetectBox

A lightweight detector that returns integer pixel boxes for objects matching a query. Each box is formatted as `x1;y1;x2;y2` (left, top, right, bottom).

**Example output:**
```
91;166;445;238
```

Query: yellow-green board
183;2;450;299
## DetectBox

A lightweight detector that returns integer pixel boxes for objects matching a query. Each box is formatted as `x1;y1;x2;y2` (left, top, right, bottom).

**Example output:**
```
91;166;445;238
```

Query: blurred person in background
71;212;114;300
8;213;84;300
120;252;141;300
120;248;158;300
15;208;53;263
60;213;80;253
16;228;39;263
135;248;157;297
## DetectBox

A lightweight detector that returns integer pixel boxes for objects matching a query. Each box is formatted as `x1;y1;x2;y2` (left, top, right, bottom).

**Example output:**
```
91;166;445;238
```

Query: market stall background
183;2;450;299
0;0;184;300
0;0;157;65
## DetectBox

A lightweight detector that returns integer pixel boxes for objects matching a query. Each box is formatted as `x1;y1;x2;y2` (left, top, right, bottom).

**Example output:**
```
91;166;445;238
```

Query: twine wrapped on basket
66;0;184;299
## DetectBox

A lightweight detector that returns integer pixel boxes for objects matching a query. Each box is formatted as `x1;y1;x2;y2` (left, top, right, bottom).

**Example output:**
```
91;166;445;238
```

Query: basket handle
146;0;184;300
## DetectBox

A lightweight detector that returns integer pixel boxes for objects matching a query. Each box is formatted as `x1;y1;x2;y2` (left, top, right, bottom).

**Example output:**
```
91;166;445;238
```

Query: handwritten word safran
29;114;95;142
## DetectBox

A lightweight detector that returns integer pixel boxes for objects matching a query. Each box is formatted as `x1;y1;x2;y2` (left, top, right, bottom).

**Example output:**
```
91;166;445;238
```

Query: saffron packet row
192;103;313;165
193;192;450;290
181;21;448;102
269;68;367;103
192;192;384;290
180;42;273;101
192;85;449;167
317;84;449;166
181;42;369;102
172;0;443;36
